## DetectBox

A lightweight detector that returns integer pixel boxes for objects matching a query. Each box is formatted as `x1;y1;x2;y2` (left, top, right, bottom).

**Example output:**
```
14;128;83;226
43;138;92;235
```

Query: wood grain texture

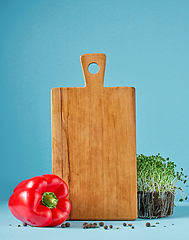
51;53;137;220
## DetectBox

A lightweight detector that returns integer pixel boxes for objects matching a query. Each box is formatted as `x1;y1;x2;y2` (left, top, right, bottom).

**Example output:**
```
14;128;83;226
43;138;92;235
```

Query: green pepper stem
42;192;58;209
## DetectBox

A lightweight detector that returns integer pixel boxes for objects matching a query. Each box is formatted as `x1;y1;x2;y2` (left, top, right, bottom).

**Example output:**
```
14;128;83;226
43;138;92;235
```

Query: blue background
1;0;189;200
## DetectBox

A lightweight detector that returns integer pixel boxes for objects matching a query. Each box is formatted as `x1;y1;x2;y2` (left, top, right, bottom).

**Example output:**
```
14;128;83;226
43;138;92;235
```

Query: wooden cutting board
51;53;137;220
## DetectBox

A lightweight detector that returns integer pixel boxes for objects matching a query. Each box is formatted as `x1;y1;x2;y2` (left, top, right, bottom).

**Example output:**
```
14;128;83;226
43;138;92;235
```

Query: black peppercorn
104;225;108;229
99;222;104;227
23;222;27;227
146;222;151;227
109;225;113;228
88;223;92;228
65;222;70;227
61;223;66;228
123;222;127;227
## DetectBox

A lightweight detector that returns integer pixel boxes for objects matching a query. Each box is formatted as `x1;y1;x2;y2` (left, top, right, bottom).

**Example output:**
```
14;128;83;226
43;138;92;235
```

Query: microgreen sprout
137;153;188;202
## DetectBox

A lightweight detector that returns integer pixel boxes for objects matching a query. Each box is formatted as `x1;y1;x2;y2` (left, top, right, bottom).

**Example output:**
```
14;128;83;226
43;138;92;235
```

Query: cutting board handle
80;53;106;89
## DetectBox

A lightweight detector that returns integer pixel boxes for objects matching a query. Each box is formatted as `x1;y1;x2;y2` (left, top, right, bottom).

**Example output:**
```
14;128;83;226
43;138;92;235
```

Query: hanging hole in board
88;63;99;74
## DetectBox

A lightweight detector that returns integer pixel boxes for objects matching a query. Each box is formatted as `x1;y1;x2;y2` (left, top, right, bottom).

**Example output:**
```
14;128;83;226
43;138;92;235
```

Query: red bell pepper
8;174;71;227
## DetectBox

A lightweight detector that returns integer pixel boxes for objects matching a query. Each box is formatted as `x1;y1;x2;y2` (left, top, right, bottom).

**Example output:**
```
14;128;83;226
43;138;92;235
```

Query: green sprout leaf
137;154;188;201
